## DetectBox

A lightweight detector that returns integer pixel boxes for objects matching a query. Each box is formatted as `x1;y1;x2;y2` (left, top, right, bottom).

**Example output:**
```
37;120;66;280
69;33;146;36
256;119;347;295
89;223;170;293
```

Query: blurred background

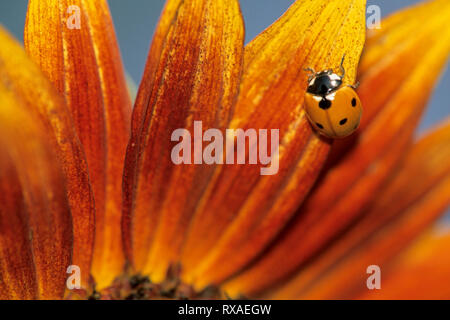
0;0;449;219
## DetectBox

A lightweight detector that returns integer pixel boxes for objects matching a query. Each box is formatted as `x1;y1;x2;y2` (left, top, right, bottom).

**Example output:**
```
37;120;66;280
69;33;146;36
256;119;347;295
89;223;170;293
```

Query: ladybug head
305;54;347;96
306;72;343;96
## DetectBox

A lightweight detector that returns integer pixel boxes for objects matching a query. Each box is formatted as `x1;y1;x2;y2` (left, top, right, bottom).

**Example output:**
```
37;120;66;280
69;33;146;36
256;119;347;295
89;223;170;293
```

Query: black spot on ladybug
316;123;324;129
339;118;348;125
319;99;331;110
351;98;357;107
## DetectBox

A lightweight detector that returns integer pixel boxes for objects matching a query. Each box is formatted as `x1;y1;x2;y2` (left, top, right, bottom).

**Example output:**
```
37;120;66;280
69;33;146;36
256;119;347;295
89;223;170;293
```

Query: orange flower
0;0;448;299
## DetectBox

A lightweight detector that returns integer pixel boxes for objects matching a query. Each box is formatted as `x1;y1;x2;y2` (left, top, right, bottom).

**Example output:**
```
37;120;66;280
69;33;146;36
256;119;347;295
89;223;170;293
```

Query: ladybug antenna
338;54;346;78
304;67;316;81
304;67;316;75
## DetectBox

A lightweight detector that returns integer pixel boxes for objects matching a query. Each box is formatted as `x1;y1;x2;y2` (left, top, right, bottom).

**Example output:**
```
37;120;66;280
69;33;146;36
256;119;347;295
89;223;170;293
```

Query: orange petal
0;82;72;300
329;0;448;160
122;0;245;282
181;0;366;290
224;0;450;297
0;28;94;290
25;0;132;289
360;230;450;300
267;119;450;299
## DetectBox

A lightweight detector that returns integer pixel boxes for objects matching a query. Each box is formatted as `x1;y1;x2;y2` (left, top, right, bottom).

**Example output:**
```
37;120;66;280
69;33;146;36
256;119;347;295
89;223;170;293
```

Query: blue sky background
0;0;448;219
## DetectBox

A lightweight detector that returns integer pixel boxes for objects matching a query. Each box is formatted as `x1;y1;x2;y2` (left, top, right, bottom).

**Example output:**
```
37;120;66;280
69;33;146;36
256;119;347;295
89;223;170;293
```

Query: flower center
88;274;229;300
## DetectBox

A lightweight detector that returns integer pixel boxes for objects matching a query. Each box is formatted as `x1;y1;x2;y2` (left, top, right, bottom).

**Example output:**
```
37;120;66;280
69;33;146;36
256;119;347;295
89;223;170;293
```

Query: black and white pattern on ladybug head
307;72;342;96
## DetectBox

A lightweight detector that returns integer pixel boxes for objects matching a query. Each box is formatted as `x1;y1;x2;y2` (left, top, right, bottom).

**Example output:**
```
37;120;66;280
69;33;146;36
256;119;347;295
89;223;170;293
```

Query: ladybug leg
348;81;360;89
338;54;346;78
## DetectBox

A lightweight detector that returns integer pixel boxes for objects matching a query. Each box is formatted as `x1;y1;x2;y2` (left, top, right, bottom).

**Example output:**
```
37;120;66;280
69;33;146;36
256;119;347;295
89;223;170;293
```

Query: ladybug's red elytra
304;56;362;139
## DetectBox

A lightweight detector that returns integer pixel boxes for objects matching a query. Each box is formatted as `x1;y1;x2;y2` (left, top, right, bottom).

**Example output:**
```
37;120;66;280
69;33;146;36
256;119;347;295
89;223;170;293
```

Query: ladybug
304;56;362;138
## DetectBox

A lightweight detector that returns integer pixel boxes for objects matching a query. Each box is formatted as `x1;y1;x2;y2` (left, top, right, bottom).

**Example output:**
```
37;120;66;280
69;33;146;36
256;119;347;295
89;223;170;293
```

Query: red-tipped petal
224;0;450;296
122;0;245;282
0;27;94;290
25;0;131;288
0;82;72;300
182;0;366;290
